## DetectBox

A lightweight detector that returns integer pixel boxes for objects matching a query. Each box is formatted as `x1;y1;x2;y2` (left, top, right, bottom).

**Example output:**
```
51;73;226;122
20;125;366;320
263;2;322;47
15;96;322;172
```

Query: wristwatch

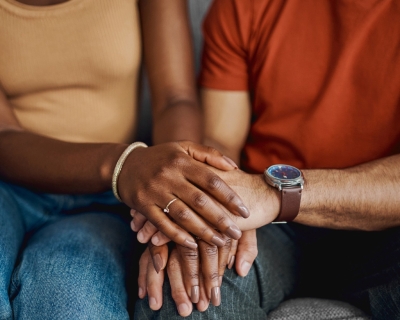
264;164;304;223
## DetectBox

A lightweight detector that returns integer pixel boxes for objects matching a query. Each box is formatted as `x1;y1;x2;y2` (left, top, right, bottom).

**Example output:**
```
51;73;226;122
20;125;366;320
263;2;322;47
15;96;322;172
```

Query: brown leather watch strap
274;186;302;222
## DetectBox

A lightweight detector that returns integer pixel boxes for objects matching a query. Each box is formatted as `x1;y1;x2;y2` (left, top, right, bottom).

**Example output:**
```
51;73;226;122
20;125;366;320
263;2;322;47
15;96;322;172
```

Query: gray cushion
268;298;371;320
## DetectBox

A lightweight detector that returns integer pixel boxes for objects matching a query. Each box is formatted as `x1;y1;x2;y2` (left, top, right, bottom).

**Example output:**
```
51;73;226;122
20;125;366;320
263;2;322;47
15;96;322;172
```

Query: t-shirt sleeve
199;0;252;91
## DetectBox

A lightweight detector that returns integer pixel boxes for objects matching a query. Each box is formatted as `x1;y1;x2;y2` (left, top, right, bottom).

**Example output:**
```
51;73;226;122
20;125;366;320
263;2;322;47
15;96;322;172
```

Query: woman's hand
119;141;249;249
137;230;258;317
131;168;280;247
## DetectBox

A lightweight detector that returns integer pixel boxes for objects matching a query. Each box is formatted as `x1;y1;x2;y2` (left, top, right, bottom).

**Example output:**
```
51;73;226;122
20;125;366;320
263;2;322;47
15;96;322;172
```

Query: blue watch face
267;165;301;180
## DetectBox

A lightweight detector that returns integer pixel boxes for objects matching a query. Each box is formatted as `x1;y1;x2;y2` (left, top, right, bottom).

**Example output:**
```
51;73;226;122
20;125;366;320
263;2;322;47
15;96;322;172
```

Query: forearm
298;154;400;231
211;154;400;232
139;0;200;145
153;100;202;144
0;130;126;194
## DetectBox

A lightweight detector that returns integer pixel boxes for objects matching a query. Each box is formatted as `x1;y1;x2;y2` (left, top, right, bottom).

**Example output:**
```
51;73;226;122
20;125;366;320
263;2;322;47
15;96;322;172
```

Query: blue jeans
0;180;135;320
135;223;400;320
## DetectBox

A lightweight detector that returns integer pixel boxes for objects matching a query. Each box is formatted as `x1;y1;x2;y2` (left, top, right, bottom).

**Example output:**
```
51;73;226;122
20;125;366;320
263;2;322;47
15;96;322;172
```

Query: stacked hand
134;218;258;316
122;141;280;316
118;141;251;249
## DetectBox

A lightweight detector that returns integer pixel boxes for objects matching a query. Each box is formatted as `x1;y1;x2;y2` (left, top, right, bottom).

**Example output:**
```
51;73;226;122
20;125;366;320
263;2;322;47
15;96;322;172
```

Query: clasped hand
122;141;278;316
118;141;250;249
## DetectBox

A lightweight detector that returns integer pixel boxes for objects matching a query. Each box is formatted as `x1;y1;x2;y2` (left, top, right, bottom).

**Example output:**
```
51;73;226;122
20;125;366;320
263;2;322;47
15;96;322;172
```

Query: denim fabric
0;180;134;320
135;224;400;320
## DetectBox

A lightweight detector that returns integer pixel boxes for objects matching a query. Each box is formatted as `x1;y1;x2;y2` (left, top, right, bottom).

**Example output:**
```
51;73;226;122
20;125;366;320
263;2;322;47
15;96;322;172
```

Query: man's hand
137;230;258;316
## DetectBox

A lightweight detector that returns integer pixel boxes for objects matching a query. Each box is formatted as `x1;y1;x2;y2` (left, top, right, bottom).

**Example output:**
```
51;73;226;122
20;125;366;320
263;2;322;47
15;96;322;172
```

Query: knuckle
205;245;218;257
171;288;186;301
168;258;181;272
219;261;228;270
225;191;237;204
215;214;227;226
199;227;209;239
180;248;199;261
206;146;220;156
188;271;200;280
223;237;232;249
152;218;167;231
192;192;208;209
171;153;189;169
242;243;258;257
207;175;223;191
208;272;219;282
174;208;191;222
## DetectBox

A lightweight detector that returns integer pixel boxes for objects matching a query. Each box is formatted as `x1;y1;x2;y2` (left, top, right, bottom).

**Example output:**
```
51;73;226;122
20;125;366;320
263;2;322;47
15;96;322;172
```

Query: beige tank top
0;0;141;143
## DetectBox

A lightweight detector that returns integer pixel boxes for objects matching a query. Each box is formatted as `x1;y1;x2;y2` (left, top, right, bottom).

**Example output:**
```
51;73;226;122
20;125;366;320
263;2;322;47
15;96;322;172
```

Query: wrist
255;174;280;224
111;142;148;201
232;173;280;230
99;143;129;192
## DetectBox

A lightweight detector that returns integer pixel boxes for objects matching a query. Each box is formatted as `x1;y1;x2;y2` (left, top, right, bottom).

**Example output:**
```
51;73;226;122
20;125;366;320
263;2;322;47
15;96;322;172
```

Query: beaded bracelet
112;141;148;202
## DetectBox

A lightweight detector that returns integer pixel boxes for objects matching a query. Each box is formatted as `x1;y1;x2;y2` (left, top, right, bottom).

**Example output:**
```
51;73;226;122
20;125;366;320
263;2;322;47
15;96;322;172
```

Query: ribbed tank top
0;0;141;143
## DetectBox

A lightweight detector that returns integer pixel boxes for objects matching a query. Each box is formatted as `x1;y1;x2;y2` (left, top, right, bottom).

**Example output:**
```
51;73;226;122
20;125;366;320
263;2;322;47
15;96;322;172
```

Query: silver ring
163;198;177;213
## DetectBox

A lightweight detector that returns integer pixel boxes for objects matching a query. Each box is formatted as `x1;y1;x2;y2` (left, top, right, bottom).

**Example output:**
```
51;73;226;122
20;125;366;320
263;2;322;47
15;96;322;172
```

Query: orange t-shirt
199;0;400;173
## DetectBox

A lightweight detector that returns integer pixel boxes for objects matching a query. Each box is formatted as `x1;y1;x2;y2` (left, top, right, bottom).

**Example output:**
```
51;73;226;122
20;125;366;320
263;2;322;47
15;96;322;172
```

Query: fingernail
138;287;144;298
228;255;235;269
211;235;225;247
241;261;251;277
153;254;163;274
130;209;136;217
223;155;238;169
237;205;250;218
152;235;159;245
137;231;144;242
149;297;157;309
130;220;136;231
226;225;242;239
211;287;221;306
219;276;223;286
178;303;190;316
191;286;200;303
184;239;198;249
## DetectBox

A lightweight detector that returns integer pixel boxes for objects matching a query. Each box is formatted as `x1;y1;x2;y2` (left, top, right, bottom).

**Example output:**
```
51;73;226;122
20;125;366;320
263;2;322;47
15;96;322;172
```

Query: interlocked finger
227;239;238;269
167;248;193;317
130;209;147;232
148;242;168;274
197;239;221;306
196;269;210;312
217;235;232;285
176;244;200;303
151;230;171;246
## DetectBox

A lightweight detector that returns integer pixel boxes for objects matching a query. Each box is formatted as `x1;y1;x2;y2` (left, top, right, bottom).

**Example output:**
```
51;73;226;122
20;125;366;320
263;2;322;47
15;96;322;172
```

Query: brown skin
139;86;400;316
1;0;255;315
139;0;202;145
201;88;400;232
133;1;258;315
0;0;249;268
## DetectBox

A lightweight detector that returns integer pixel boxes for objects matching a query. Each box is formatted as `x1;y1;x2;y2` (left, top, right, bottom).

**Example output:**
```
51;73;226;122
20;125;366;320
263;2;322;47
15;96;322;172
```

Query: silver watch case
264;164;304;191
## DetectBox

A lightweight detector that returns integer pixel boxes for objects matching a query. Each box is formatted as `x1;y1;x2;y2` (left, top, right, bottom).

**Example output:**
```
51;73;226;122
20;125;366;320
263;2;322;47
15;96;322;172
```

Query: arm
139;0;201;144
202;88;400;232
0;82;248;249
202;88;251;164
0;87;124;194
